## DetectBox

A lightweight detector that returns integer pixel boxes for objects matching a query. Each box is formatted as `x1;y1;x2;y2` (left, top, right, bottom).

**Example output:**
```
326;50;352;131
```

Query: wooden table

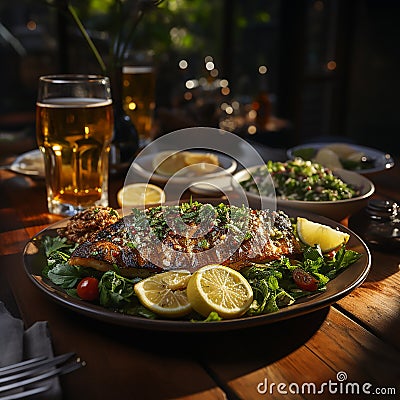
0;144;399;399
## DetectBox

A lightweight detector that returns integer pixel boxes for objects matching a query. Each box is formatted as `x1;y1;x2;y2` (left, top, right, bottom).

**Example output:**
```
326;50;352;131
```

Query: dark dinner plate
23;206;371;332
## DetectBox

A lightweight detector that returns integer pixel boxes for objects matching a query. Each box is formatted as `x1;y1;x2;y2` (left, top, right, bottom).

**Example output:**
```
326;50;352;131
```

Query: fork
0;352;85;399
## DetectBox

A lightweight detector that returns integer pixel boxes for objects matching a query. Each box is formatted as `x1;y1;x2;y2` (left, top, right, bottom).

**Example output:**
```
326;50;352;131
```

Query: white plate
287;142;394;174
130;151;237;184
10;149;45;178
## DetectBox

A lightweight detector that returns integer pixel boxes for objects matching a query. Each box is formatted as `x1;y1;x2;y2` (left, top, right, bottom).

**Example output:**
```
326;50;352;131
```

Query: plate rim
286;142;394;174
23;205;371;332
10;149;44;178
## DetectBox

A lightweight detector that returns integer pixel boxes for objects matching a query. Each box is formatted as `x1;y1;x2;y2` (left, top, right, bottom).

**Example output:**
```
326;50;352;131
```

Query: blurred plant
45;0;165;74
0;22;26;56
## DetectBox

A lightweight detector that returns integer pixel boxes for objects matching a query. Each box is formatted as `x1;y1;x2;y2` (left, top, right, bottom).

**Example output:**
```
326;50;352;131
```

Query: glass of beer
122;51;156;147
36;75;114;216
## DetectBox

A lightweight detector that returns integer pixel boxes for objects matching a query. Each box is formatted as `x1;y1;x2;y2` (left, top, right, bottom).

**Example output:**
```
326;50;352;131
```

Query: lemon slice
152;151;220;176
153;151;188;176
117;183;165;208
187;264;253;319
183;152;219;174
134;270;192;318
296;217;350;252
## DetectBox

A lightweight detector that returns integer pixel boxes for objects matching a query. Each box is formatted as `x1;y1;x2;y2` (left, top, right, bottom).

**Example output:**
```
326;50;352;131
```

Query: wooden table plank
306;308;400;385
187;309;332;400
335;248;400;350
206;307;399;399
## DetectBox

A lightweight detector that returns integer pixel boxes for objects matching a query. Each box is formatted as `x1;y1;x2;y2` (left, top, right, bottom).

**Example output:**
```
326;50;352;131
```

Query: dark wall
347;0;400;155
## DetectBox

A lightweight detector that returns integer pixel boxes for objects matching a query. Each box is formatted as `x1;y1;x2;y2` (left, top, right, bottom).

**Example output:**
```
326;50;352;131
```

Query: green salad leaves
40;229;361;320
242;244;361;316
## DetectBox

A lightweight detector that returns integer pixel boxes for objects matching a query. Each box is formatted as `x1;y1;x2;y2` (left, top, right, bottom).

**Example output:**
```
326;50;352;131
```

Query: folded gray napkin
0;301;62;399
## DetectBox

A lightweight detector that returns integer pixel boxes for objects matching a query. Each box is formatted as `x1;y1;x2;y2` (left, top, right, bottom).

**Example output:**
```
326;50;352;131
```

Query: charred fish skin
69;240;163;278
69;202;301;277
69;218;163;278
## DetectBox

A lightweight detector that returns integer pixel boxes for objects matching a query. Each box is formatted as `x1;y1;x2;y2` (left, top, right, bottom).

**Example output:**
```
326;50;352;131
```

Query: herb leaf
47;264;86;289
98;271;140;309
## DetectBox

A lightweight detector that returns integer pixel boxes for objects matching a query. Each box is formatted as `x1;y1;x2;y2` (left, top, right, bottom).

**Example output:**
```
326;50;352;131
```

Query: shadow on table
98;306;329;376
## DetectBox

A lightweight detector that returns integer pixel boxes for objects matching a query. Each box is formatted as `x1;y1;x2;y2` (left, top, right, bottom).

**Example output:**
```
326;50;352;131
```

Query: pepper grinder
363;200;400;249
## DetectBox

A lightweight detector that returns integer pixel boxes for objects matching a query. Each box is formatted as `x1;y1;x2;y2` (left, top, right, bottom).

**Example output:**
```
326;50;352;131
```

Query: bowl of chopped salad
233;158;375;221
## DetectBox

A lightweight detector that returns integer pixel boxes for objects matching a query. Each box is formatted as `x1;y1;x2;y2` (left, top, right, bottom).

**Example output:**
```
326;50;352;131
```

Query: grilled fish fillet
69;202;301;277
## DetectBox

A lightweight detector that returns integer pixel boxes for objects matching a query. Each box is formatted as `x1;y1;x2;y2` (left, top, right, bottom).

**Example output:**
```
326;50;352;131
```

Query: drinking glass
122;51;156;147
36;75;114;216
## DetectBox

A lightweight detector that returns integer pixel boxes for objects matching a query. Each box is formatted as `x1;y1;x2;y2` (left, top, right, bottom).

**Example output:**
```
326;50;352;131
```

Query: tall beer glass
122;51;156;146
36;75;114;216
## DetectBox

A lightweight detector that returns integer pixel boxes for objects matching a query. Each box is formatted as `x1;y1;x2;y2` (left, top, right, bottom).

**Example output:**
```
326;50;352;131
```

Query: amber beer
122;66;155;145
36;97;113;215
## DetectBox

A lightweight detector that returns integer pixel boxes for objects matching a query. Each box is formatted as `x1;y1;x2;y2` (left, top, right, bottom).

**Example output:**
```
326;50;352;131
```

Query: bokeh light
327;60;337;70
258;65;268;74
179;59;188;69
205;61;215;71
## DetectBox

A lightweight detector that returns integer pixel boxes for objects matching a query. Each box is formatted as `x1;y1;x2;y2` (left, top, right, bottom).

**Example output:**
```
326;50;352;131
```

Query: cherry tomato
292;268;319;292
77;277;99;301
326;249;337;259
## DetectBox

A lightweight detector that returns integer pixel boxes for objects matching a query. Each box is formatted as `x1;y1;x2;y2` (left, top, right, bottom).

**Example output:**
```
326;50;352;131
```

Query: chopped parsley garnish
241;158;358;201
129;201;252;242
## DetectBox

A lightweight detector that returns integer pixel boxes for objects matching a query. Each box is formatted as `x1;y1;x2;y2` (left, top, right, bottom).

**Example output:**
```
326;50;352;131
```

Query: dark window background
1;0;399;155
0;2;58;114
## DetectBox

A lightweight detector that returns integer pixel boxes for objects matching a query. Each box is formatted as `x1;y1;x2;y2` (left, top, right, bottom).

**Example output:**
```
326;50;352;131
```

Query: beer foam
37;98;112;108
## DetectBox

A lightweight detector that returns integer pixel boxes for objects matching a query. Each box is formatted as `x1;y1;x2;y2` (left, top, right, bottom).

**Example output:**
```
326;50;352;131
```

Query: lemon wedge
296;217;350;252
117;183;165;208
187;264;253;319
134;270;192;318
